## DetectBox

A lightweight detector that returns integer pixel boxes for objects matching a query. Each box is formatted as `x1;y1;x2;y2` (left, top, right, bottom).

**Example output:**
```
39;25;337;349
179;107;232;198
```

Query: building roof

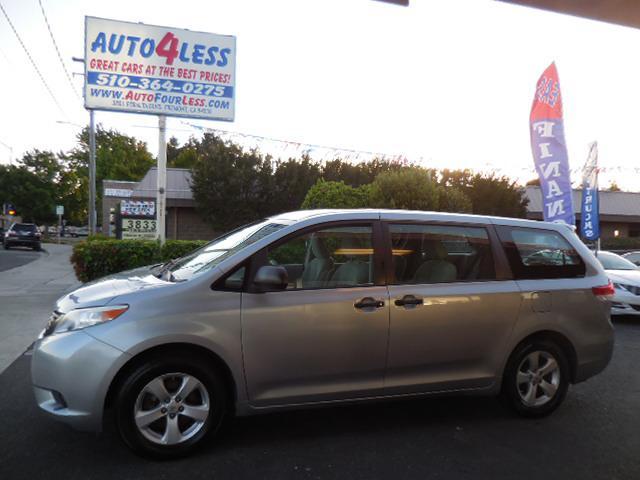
131;167;193;200
525;186;640;217
499;1;640;31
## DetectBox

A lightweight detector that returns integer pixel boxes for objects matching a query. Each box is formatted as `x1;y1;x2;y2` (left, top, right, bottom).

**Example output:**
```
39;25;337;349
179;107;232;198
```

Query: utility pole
0;139;12;165
157;115;167;244
72;55;96;234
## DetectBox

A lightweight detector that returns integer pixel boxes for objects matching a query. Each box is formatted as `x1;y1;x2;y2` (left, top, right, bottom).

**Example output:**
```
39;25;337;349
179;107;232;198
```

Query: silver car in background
31;210;614;458
596;250;640;316
622;251;640;267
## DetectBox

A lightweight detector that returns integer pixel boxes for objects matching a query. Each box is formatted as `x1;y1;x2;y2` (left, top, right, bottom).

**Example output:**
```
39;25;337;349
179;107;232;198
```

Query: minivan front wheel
502;340;569;417
115;355;228;458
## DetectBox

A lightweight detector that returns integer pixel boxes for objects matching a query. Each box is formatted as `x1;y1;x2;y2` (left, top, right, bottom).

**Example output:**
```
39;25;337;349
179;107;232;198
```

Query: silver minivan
31;210;614;458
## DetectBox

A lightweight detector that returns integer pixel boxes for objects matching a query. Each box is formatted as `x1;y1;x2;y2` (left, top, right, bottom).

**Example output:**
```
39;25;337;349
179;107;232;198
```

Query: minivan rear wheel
115;354;228;459
501;340;569;417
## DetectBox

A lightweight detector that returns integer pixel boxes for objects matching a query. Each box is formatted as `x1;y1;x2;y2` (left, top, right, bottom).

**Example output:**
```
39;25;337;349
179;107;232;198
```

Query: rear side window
497;226;585;279
388;223;496;284
14;224;36;232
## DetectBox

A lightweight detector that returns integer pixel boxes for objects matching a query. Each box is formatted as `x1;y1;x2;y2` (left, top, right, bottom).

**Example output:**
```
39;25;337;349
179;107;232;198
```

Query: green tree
434;169;528;218
271;157;321;213
369;168;440;210
465;173;529;217
301;179;370;209
20;149;62;183
321;158;404;186
66;125;155;183
63;125;155;224
0;163;57;224
608;181;621;192
190;133;274;230
167;136;198;169
438;187;472;213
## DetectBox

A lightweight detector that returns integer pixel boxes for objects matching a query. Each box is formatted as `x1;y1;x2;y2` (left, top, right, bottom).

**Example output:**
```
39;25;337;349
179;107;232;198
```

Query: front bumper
611;291;640;316
5;238;40;247
31;329;131;432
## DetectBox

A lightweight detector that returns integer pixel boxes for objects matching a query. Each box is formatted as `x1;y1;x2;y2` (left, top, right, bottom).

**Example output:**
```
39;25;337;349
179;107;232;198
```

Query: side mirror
253;265;288;291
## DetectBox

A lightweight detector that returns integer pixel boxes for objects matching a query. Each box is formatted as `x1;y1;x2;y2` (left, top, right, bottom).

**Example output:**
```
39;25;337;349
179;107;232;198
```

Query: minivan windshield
597;251;639;271
161;220;287;282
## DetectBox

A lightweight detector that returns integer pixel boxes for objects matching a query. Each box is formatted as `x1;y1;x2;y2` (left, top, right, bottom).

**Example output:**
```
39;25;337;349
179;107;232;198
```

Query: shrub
600;237;640;251
301;180;370;209
86;233;110;242
71;239;209;282
438;187;473;213
369;168;439;210
161;240;208;261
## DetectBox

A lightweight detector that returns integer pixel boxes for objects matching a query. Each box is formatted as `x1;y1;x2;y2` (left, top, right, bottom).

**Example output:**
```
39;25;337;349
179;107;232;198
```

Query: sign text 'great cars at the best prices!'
84;17;236;121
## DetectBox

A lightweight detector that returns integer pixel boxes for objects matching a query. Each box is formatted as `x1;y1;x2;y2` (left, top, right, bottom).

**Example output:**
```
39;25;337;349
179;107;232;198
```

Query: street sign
104;188;133;197
120;200;155;217
56;205;64;215
84;16;236;121
121;218;157;240
3;203;16;216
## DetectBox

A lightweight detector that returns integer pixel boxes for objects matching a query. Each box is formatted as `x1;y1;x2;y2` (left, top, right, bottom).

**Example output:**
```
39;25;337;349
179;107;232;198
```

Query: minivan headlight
53;305;128;334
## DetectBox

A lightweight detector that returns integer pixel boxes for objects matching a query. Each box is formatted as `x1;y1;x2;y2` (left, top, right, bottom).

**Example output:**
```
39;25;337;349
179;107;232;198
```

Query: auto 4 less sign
84;17;236;121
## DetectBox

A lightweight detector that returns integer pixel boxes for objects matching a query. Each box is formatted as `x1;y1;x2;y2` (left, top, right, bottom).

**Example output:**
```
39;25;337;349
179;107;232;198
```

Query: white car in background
597;251;640;316
622;251;640;266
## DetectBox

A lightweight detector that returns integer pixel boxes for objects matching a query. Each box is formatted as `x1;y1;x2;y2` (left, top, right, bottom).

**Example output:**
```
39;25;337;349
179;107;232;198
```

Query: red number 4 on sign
156;32;179;65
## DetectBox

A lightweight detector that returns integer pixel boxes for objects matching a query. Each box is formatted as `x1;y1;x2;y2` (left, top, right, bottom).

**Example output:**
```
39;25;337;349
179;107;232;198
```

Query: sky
1;0;640;190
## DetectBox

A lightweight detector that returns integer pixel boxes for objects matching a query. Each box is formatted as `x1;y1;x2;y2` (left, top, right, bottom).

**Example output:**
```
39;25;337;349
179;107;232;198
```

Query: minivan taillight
592;281;615;300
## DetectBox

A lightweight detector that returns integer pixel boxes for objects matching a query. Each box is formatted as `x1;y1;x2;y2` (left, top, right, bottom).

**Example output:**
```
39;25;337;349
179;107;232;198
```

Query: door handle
354;297;385;310
394;295;424;307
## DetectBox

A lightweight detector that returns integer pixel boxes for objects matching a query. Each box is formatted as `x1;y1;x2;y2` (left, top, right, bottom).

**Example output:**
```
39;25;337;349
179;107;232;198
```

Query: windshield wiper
155;259;177;279
168;272;187;283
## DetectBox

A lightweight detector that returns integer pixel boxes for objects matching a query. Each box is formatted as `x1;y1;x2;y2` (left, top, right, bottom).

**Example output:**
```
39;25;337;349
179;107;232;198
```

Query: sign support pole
157;115;167;245
89;109;97;235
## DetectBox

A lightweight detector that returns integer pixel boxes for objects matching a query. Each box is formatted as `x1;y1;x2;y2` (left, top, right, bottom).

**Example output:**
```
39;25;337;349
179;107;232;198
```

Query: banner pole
89;109;96;235
157;115;167;245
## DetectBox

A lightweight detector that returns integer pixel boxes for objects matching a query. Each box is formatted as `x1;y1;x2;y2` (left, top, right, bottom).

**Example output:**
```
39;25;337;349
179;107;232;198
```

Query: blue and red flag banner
530;62;575;226
580;142;600;241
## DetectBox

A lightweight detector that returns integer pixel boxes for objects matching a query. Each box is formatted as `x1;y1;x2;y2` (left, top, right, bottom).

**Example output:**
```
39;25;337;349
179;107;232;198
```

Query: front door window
266;225;374;289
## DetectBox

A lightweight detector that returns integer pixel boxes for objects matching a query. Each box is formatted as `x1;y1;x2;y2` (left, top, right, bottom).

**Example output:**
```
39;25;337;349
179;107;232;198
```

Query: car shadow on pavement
612;315;639;326
218;395;508;452
98;389;512;461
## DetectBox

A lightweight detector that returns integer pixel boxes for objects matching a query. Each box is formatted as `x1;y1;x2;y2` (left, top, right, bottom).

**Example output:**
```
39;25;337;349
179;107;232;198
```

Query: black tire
501;339;569;418
115;353;228;459
33;245;41;251
4;244;9;250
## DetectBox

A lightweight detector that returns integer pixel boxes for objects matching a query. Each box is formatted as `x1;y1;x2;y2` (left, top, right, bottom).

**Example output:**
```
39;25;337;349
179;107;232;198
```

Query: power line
0;1;67;117
38;0;81;102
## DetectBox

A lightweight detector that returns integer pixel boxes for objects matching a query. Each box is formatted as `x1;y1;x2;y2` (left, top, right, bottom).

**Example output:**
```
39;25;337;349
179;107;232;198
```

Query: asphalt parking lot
0;318;638;480
0;245;42;272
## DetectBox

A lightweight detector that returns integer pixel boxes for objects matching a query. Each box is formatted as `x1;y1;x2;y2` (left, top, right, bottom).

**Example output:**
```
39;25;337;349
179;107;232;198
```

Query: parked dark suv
4;223;42;250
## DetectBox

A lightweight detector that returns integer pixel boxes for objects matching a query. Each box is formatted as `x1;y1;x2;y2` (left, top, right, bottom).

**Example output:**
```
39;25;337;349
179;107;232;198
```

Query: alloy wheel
516;350;561;407
133;372;210;445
